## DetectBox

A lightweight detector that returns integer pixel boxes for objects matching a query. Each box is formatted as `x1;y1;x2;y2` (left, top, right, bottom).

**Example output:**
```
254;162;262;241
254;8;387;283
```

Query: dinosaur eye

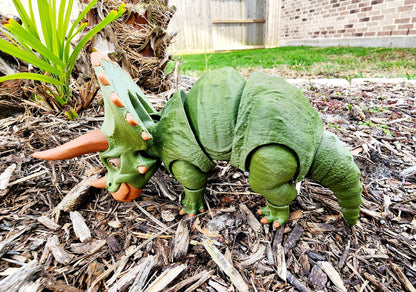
108;158;120;170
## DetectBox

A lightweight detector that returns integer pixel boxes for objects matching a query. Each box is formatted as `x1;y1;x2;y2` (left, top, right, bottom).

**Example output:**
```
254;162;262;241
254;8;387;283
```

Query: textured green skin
149;90;215;174
230;72;324;180
184;68;246;160
308;131;362;225
92;60;362;226
249;145;298;225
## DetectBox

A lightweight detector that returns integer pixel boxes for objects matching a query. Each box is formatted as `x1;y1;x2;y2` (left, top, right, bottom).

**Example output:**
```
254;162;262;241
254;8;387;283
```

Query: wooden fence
168;0;280;54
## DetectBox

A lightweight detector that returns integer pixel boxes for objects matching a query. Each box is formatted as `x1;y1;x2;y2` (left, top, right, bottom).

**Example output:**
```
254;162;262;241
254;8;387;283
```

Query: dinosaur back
184;68;246;160
230;72;324;181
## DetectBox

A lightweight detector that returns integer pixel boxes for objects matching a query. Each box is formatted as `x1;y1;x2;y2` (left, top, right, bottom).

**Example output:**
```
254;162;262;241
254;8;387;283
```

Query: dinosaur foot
179;207;205;217
257;203;289;228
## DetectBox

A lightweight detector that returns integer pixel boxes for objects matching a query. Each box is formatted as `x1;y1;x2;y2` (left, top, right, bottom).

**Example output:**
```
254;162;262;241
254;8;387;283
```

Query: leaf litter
0;76;415;291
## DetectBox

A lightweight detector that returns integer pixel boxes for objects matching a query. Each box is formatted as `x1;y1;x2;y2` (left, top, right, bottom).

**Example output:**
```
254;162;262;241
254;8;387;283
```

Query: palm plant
0;0;125;109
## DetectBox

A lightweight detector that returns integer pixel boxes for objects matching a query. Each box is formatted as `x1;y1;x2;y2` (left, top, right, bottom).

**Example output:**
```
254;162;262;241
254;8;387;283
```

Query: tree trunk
85;0;176;93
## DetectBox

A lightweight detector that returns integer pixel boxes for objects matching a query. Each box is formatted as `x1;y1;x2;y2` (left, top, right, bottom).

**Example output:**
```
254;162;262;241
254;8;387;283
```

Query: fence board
168;0;277;54
264;0;280;48
211;0;264;51
168;0;214;54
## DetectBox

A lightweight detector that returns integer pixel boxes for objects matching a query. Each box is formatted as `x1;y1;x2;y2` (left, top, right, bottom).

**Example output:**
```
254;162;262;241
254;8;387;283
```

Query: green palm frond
0;0;125;111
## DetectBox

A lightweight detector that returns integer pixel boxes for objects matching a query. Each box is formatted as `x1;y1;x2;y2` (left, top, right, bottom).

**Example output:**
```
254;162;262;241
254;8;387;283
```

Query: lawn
172;46;416;79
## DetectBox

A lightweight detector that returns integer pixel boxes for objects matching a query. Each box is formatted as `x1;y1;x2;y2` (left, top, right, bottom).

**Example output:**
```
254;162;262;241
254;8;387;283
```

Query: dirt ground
0;75;415;291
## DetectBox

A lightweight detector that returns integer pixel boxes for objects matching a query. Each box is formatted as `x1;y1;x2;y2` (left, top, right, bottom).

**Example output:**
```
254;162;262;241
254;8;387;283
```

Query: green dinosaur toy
34;52;362;227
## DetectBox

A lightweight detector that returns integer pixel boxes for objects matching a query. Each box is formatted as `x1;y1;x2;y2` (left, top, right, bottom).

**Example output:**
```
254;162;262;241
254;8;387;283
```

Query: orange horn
33;129;109;161
90;176;107;188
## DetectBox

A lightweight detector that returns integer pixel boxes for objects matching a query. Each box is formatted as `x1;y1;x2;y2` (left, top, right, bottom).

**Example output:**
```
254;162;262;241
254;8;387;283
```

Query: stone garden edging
286;78;416;88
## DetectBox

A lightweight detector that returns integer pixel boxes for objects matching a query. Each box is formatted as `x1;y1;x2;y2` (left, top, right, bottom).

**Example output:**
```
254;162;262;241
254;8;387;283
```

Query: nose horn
33;129;109;161
90;176;107;189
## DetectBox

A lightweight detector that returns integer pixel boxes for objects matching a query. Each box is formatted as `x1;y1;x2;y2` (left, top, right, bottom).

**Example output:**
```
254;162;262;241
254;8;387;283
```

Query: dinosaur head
34;52;160;202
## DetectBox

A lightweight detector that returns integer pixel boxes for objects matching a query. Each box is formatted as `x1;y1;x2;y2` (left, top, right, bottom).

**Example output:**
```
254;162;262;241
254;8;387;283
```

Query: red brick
391;30;409;35
348;4;358;10
371;15;384;21
398;23;414;29
278;0;416;41
377;31;392;36
382;8;396;14
361;6;372;12
395;18;410;23
357;27;368;32
367;26;379;32
367;20;379;26
383;25;396;30
398;5;414;12
400;11;416;18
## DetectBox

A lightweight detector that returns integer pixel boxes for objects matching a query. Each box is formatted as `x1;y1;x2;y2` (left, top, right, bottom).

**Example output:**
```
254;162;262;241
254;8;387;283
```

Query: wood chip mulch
0;78;415;291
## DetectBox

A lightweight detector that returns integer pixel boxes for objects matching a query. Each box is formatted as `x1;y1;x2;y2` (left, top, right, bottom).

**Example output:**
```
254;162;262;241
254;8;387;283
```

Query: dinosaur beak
109;182;143;202
90;176;143;202
33;129;109;160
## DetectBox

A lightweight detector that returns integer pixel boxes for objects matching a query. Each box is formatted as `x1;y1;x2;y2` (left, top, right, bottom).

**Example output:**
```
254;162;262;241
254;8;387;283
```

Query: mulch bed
0;77;415;291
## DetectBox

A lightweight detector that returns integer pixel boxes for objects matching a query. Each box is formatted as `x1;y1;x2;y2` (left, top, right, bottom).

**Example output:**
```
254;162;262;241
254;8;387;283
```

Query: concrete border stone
310;79;350;88
350;78;408;87
279;36;416;49
286;78;416;88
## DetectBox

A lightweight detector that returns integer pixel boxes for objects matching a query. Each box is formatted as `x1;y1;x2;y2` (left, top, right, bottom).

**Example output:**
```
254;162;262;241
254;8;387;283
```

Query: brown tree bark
85;0;176;92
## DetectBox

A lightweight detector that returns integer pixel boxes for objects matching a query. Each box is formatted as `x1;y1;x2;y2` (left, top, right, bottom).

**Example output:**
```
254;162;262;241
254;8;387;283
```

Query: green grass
171;46;416;79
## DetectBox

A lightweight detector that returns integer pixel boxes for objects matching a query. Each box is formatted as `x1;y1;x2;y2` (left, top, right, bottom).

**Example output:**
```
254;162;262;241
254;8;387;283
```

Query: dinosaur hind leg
248;144;298;227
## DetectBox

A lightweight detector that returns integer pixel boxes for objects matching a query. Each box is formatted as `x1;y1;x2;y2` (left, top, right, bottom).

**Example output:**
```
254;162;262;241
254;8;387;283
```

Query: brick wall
279;0;416;44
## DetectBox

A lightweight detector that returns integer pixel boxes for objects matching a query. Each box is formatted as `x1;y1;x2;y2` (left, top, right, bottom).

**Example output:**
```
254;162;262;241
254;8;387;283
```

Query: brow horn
33;129;109;161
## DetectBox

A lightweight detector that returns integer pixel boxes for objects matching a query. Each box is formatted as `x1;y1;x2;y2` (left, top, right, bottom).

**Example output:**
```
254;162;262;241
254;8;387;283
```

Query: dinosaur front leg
171;160;208;217
248;145;298;228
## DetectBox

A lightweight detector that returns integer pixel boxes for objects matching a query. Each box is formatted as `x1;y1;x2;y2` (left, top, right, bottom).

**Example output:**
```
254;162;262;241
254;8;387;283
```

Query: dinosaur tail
308;131;362;226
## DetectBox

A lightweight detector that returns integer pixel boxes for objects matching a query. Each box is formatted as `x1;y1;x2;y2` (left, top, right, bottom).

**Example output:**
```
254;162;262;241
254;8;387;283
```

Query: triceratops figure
34;52;362;228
